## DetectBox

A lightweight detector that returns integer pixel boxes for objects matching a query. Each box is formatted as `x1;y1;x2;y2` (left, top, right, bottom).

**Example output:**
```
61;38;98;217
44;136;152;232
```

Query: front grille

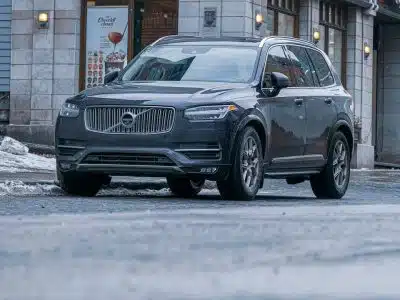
85;106;175;134
82;153;175;166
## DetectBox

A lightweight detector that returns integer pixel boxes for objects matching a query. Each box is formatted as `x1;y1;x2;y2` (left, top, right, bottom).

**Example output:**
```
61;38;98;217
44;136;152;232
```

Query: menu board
85;6;128;89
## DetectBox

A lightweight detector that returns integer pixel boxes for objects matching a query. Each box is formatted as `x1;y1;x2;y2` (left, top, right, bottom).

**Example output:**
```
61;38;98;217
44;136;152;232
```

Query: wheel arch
229;113;268;162
329;118;354;158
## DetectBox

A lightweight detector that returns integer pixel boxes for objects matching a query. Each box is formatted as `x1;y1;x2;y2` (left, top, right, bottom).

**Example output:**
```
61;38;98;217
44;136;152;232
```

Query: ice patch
0;180;177;197
0;181;62;196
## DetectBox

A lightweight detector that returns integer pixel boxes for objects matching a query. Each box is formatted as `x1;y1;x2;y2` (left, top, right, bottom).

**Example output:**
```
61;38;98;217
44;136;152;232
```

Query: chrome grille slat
85;106;175;134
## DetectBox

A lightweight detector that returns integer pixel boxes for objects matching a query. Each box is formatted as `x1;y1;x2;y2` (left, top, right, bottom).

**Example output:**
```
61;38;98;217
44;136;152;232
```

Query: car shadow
94;193;316;202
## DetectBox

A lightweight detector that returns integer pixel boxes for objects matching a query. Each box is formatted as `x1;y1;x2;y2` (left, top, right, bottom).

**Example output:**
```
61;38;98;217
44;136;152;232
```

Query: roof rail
150;35;199;46
258;35;316;48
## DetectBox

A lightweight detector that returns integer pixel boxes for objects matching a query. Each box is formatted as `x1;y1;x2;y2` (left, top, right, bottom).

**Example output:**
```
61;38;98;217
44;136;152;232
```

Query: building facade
0;0;11;126
7;0;400;168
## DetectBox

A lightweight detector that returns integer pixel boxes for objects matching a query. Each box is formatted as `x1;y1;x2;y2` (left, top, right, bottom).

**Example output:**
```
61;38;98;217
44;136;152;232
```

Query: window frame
305;47;336;88
261;44;296;91
285;44;318;88
260;43;338;92
267;0;300;37
319;0;347;87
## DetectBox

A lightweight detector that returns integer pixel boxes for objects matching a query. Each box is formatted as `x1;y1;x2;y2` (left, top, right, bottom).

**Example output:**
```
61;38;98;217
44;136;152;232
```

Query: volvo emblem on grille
121;112;136;128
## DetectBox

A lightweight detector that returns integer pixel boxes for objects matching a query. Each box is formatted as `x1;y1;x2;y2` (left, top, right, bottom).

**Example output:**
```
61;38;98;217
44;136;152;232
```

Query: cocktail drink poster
85;6;128;88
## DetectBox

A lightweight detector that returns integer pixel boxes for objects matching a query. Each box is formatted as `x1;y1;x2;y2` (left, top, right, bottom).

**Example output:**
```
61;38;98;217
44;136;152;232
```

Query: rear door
304;47;339;159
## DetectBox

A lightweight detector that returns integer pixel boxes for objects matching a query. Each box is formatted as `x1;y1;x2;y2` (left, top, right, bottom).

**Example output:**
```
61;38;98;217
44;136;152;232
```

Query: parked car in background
55;35;354;200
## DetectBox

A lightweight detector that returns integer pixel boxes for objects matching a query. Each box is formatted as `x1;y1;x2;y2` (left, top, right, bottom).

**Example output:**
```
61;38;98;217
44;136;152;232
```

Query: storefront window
267;0;298;37
327;28;343;80
319;1;346;85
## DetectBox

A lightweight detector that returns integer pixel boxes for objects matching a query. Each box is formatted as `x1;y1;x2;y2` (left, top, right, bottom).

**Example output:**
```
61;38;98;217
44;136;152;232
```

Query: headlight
184;105;238;121
60;102;80;118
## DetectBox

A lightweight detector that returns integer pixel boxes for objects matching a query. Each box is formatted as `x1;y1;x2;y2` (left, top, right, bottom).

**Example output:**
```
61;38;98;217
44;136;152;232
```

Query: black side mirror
271;72;289;89
104;70;119;85
262;72;289;97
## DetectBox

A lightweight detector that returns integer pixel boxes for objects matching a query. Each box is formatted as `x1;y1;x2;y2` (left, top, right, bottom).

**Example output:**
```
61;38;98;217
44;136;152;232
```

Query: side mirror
271;72;289;89
104;70;119;85
262;71;289;97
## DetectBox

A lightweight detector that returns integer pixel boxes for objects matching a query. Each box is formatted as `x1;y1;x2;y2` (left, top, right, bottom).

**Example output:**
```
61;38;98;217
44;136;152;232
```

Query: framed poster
85;6;129;89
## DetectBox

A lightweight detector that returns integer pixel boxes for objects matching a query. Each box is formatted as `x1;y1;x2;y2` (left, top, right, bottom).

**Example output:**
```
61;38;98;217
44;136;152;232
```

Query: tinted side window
306;48;335;87
263;45;294;89
286;45;315;87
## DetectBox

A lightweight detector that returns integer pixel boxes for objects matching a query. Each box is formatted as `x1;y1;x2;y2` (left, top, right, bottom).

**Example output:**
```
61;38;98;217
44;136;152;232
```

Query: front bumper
55;110;236;179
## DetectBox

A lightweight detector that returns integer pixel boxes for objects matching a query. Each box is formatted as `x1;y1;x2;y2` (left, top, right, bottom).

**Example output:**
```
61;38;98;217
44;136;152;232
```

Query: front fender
228;110;269;162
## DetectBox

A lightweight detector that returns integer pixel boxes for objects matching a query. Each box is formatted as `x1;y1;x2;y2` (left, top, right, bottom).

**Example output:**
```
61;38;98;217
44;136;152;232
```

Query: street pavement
1;170;400;299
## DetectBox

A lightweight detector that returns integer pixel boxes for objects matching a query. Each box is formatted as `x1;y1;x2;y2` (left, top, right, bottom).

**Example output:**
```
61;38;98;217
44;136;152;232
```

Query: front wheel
217;126;263;200
57;166;104;197
167;177;205;198
310;131;351;199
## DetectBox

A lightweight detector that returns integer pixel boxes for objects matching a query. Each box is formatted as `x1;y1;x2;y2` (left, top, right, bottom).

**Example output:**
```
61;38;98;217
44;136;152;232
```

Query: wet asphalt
1;170;400;299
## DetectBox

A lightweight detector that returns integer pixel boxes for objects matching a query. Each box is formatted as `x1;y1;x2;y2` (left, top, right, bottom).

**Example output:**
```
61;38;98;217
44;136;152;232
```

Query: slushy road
1;170;400;300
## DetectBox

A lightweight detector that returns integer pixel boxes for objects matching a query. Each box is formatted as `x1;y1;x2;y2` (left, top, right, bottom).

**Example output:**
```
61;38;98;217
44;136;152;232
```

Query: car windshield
120;44;259;83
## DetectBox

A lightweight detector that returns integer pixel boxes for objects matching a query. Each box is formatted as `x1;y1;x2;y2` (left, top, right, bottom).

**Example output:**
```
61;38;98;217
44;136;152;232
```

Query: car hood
81;81;254;107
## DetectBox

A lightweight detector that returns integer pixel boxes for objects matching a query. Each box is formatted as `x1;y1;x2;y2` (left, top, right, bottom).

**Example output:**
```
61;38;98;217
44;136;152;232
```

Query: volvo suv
55;35;354;200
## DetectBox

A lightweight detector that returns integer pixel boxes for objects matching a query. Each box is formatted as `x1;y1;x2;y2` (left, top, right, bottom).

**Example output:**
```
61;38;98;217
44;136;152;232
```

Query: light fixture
255;12;263;30
364;42;371;59
312;28;320;43
36;11;49;29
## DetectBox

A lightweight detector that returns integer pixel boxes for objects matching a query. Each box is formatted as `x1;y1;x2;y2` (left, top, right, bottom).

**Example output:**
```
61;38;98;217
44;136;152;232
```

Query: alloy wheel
241;136;260;189
332;140;348;189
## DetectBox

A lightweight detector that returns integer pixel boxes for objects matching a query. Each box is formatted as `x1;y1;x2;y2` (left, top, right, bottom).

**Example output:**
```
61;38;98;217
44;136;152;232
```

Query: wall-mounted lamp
312;28;320;44
36;11;49;29
255;11;263;31
364;42;371;59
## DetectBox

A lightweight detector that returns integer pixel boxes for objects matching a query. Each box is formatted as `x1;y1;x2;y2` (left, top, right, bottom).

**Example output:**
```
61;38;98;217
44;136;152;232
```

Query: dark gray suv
55;35;354;200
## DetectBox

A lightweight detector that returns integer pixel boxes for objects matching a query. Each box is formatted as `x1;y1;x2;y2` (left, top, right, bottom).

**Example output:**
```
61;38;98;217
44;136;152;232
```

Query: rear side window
263;45;294;88
285;45;315;87
306;48;335;87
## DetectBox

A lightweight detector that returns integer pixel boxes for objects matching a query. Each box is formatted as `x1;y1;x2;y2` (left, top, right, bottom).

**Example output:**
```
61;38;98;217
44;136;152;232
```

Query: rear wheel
167;177;205;198
310;131;351;199
57;166;104;197
217;126;263;200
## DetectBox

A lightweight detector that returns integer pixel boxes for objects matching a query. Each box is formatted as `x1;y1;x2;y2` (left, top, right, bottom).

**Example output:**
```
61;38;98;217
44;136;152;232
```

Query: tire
310;131;351;199
167;177;205;198
57;166;104;197
217;126;263;200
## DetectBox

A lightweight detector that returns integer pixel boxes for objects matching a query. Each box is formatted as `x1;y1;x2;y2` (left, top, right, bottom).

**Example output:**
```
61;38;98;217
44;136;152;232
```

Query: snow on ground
0;137;55;173
0;181;175;197
0;151;55;173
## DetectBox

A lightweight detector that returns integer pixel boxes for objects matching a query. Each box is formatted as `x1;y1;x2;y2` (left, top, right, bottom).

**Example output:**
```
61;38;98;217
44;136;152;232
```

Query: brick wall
141;0;178;48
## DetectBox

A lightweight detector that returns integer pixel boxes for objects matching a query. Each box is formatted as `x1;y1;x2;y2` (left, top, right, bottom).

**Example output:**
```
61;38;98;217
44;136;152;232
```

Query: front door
259;45;306;169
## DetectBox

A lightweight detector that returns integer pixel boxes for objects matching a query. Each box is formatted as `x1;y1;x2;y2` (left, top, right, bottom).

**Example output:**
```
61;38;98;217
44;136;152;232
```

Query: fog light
200;167;217;174
60;162;72;170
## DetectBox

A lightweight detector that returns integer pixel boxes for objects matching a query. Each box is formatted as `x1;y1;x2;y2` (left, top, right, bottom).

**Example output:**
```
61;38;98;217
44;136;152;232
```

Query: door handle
324;98;333;104
294;98;303;105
